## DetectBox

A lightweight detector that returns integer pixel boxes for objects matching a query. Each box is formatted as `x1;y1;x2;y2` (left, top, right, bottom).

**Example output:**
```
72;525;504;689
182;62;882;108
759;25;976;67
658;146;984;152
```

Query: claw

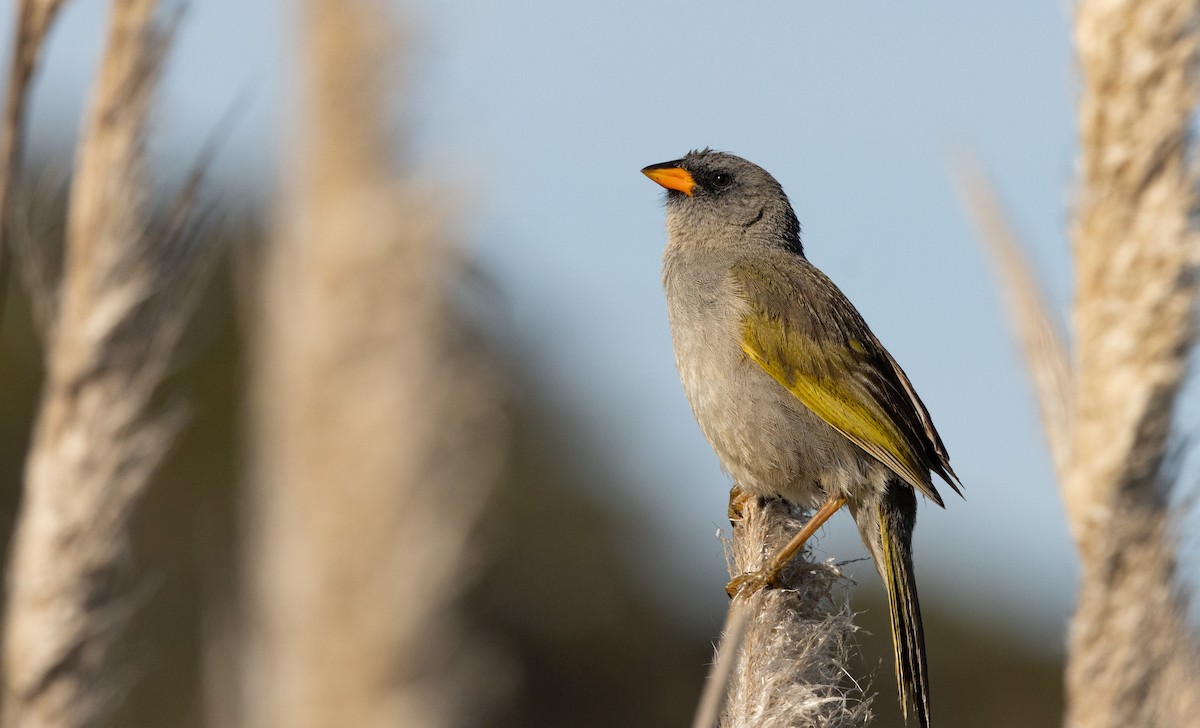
725;568;777;599
728;485;752;522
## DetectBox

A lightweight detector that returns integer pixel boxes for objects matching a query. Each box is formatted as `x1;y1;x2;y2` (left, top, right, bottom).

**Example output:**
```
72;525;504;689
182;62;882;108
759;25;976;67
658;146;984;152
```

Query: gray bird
643;149;962;728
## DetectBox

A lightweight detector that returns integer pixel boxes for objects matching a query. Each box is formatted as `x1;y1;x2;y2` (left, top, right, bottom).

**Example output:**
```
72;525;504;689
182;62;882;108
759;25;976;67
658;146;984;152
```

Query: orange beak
642;162;695;196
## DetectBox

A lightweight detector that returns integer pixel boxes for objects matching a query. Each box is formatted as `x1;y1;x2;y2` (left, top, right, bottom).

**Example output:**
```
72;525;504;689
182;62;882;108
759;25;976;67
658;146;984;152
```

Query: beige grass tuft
963;1;1200;725
0;0;67;328
693;496;870;728
242;2;507;727
1;1;215;726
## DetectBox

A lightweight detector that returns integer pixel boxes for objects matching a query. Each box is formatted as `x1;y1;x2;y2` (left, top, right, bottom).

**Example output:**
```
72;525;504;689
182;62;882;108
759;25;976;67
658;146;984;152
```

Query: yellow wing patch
740;324;929;494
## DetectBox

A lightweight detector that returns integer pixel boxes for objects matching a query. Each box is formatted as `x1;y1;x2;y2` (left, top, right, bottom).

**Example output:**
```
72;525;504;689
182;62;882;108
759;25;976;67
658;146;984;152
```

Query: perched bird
642;149;962;728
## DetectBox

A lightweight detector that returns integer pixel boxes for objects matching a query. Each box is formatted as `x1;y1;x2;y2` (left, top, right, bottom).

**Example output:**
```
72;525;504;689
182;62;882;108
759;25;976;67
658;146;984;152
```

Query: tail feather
877;484;930;728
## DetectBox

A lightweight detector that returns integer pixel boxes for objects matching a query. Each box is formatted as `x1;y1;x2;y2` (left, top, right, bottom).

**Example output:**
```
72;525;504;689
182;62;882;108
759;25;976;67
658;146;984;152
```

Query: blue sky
8;1;1101;648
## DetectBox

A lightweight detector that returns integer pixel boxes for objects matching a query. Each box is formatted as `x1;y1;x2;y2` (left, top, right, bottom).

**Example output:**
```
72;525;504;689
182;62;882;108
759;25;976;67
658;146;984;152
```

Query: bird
642;149;962;728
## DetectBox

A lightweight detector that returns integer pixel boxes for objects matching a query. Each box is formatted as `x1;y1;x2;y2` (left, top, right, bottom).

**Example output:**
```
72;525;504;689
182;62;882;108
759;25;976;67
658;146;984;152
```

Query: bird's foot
728;485;753;522
725;567;778;600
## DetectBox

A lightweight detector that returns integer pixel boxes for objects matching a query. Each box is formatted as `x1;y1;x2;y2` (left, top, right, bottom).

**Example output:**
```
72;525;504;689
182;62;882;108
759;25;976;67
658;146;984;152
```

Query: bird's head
642;149;802;255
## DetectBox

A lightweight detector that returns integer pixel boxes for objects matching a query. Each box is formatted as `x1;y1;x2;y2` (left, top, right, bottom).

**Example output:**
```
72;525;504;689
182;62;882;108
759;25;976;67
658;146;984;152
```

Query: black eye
711;173;733;189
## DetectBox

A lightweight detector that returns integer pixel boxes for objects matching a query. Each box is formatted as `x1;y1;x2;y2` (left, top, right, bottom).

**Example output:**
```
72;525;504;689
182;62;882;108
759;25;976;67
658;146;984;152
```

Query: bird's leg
726;495;847;599
764;495;846;575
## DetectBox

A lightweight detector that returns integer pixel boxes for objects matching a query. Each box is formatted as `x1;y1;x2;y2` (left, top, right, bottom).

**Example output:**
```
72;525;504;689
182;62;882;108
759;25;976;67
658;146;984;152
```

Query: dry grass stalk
955;157;1073;479
0;0;68;326
243;1;505;727
965;1;1200;725
1;1;211;726
1064;1;1200;725
701;496;870;728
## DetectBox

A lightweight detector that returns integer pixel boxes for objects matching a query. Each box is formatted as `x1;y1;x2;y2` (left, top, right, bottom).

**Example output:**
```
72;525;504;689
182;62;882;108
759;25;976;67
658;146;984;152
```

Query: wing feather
732;256;959;504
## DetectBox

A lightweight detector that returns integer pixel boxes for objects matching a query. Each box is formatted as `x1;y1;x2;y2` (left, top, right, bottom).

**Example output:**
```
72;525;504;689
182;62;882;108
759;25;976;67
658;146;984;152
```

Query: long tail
877;482;930;728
